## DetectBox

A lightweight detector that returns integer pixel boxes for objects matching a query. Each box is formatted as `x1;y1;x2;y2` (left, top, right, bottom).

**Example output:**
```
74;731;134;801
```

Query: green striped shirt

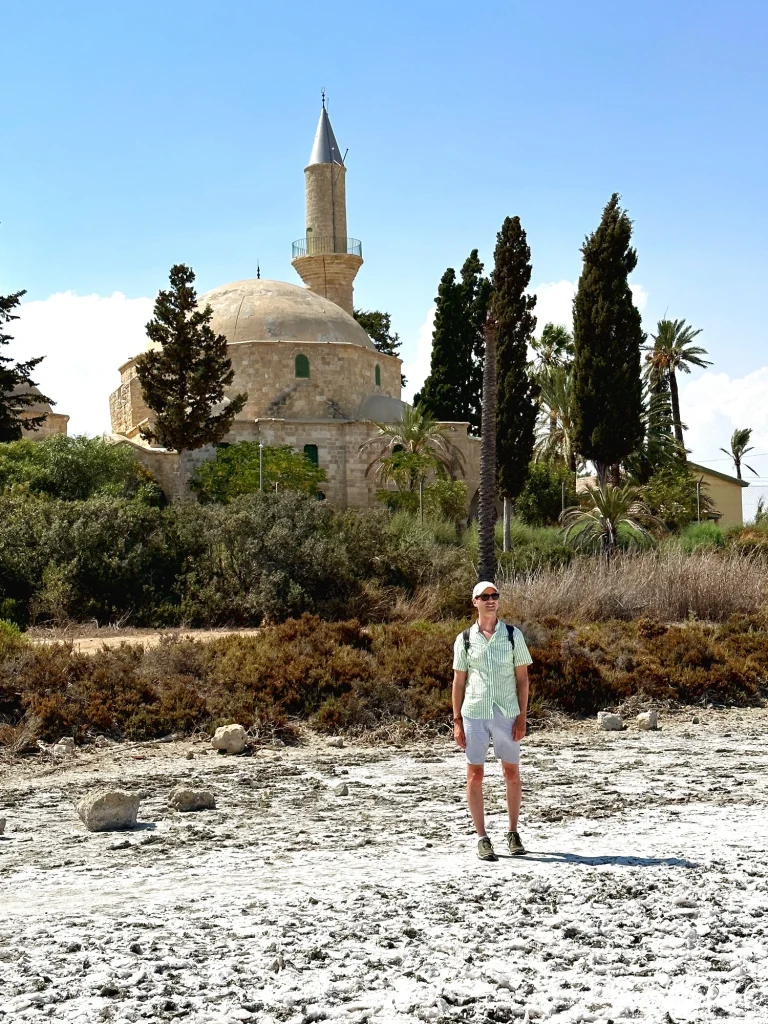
452;618;533;720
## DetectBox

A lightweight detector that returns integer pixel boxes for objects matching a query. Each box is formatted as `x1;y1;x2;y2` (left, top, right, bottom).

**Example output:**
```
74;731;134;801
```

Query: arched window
374;364;381;387
295;353;310;378
303;444;319;467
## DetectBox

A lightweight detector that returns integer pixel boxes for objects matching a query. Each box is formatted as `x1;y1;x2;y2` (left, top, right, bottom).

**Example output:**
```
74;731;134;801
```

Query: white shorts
463;706;520;765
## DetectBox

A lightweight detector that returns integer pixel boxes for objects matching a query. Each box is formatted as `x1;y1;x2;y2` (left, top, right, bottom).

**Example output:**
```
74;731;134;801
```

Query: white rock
76;790;141;832
332;782;349;796
637;711;658;731
327;737;345;748
168;786;216;812
597;712;623;731
52;736;76;758
211;723;247;754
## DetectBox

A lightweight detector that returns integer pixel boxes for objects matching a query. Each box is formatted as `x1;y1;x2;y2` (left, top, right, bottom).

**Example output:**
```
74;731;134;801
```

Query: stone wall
305;162;347;243
291;253;362;316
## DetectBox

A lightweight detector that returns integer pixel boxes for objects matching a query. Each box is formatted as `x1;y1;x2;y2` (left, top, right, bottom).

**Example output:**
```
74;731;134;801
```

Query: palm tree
534;363;578;472
478;316;498;581
531;323;574;369
644;319;711;446
720;427;758;480
360;404;466;497
560;482;664;559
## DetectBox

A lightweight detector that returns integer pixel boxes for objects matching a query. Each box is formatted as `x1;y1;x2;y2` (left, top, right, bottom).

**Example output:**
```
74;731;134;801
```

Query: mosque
107;103;482;506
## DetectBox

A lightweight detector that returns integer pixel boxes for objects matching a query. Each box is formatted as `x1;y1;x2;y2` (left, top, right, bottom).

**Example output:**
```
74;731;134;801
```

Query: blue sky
3;0;768;504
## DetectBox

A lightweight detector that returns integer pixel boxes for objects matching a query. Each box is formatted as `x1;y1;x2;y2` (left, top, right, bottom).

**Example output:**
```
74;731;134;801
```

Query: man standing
452;581;533;861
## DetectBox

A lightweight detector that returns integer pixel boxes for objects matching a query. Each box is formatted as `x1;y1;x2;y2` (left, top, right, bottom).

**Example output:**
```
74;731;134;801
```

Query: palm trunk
735;458;742;481
478;318;498;582
669;371;685;447
502;496;511;553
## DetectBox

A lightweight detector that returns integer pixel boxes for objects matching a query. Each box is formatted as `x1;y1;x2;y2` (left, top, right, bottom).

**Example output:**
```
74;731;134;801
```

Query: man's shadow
499;852;696;868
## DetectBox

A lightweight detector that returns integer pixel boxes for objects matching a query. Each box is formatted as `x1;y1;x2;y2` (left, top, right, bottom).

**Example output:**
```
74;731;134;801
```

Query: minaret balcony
292;237;362;259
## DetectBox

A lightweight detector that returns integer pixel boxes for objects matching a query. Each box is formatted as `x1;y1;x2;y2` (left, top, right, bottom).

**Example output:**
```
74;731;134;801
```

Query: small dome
196;279;375;350
358;394;407;423
7;382;53;415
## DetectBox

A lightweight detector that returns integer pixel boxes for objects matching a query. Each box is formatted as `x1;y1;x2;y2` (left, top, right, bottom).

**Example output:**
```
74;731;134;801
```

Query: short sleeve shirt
452;619;533;720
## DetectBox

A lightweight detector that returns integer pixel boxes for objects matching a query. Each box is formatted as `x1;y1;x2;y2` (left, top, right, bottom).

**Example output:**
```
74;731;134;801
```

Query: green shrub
191;442;326;502
516;462;578;527
676;521;727;553
0;435;162;503
639;465;713;530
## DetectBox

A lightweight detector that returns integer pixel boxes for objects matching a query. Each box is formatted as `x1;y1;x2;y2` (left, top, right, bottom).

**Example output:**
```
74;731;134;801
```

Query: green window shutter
374;364;381;387
303;444;319;467
295;353;310;378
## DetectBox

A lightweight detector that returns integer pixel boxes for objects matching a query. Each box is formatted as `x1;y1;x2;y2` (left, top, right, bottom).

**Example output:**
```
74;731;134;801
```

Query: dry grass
501;548;767;623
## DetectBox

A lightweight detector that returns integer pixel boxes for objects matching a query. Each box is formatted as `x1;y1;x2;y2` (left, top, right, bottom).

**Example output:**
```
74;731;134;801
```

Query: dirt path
28;628;262;654
2;711;768;1022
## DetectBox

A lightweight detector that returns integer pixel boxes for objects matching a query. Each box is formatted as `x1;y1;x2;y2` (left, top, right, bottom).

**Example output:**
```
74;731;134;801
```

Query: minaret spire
291;101;363;316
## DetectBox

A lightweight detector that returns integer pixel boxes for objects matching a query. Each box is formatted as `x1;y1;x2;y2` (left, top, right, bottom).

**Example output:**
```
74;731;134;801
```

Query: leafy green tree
191;442;326;502
360;405;465;483
353;309;406;387
639;464;715;529
0;289;54;442
643;319;711;446
516;461;578;527
561;482;663;558
572;194;645;484
417;251;491;434
720;427;758;480
135;265;247;487
492;216;539;548
0;435;162;502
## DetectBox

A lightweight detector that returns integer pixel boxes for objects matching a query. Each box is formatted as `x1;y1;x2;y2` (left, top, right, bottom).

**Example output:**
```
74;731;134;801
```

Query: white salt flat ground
2;710;767;1023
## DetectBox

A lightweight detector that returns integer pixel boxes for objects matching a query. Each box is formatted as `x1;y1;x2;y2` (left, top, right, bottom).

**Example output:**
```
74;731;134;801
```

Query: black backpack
463;622;518;652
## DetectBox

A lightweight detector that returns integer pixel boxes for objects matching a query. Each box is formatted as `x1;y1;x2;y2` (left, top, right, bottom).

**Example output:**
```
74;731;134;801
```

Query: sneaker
477;837;498;862
506;830;526;856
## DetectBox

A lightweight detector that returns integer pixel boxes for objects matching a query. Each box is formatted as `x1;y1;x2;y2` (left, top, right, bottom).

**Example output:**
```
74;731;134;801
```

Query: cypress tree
416;267;466;420
572;194;644;483
493;216;539;505
0;289;54;442
135;265;247;488
417;251;490;433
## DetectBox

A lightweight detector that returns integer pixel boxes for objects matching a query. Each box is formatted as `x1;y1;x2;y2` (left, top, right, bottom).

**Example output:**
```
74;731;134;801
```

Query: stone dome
196;278;375;350
8;382;53;415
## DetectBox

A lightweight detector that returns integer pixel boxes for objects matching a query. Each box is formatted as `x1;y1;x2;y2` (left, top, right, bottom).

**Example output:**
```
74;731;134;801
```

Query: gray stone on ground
0;817;5;835
211;724;247;754
52;736;75;759
186;750;194;760
332;782;349;797
327;737;344;748
637;710;658;731
597;712;623;732
168;786;216;812
76;790;141;832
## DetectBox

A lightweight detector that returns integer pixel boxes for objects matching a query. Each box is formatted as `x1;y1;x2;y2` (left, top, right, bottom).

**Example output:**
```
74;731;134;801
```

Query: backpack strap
464;623;517;653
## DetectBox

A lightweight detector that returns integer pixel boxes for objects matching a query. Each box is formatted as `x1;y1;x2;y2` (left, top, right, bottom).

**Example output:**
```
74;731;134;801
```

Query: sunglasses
477;592;500;601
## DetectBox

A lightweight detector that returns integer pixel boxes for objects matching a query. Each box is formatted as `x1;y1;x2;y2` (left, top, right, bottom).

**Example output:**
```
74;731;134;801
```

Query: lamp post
259;442;264;493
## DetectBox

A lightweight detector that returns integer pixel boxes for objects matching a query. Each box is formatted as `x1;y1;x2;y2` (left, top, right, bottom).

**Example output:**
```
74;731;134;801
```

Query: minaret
291;98;363;315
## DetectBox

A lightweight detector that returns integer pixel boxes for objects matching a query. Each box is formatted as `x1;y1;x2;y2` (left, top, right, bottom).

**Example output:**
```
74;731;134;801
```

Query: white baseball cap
472;581;498;599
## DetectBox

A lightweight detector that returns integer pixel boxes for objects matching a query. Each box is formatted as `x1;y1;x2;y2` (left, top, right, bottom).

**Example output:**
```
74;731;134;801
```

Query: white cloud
7;291;154;436
401;306;435;404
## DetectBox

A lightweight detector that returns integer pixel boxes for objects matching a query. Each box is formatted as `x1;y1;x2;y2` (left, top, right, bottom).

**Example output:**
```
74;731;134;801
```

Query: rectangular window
303;444;319;467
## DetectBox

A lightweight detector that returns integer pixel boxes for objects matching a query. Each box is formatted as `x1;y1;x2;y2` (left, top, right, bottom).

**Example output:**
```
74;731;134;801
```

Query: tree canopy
492;216;539;502
135;265;247;463
0;289;53;442
572;194;644;481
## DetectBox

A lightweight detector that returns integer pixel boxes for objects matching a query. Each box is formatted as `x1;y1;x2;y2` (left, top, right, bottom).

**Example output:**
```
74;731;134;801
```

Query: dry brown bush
502;548;767;623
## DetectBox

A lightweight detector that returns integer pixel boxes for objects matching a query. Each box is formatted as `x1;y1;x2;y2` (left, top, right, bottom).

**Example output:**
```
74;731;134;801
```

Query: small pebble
332;782;349;797
327;737;344;748
186;750;194;760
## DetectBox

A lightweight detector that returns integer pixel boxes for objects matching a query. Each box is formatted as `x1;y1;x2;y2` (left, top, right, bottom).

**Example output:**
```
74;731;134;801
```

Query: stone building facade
109;104;480;510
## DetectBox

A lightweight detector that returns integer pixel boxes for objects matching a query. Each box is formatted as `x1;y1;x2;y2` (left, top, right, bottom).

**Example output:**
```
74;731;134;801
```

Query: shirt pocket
489;642;515;672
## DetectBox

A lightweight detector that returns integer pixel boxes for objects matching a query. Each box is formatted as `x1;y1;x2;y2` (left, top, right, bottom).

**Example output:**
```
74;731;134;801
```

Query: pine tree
417;251;490;433
572;194;644;483
135;265;247;487
493;217;539;512
0;289;54;442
